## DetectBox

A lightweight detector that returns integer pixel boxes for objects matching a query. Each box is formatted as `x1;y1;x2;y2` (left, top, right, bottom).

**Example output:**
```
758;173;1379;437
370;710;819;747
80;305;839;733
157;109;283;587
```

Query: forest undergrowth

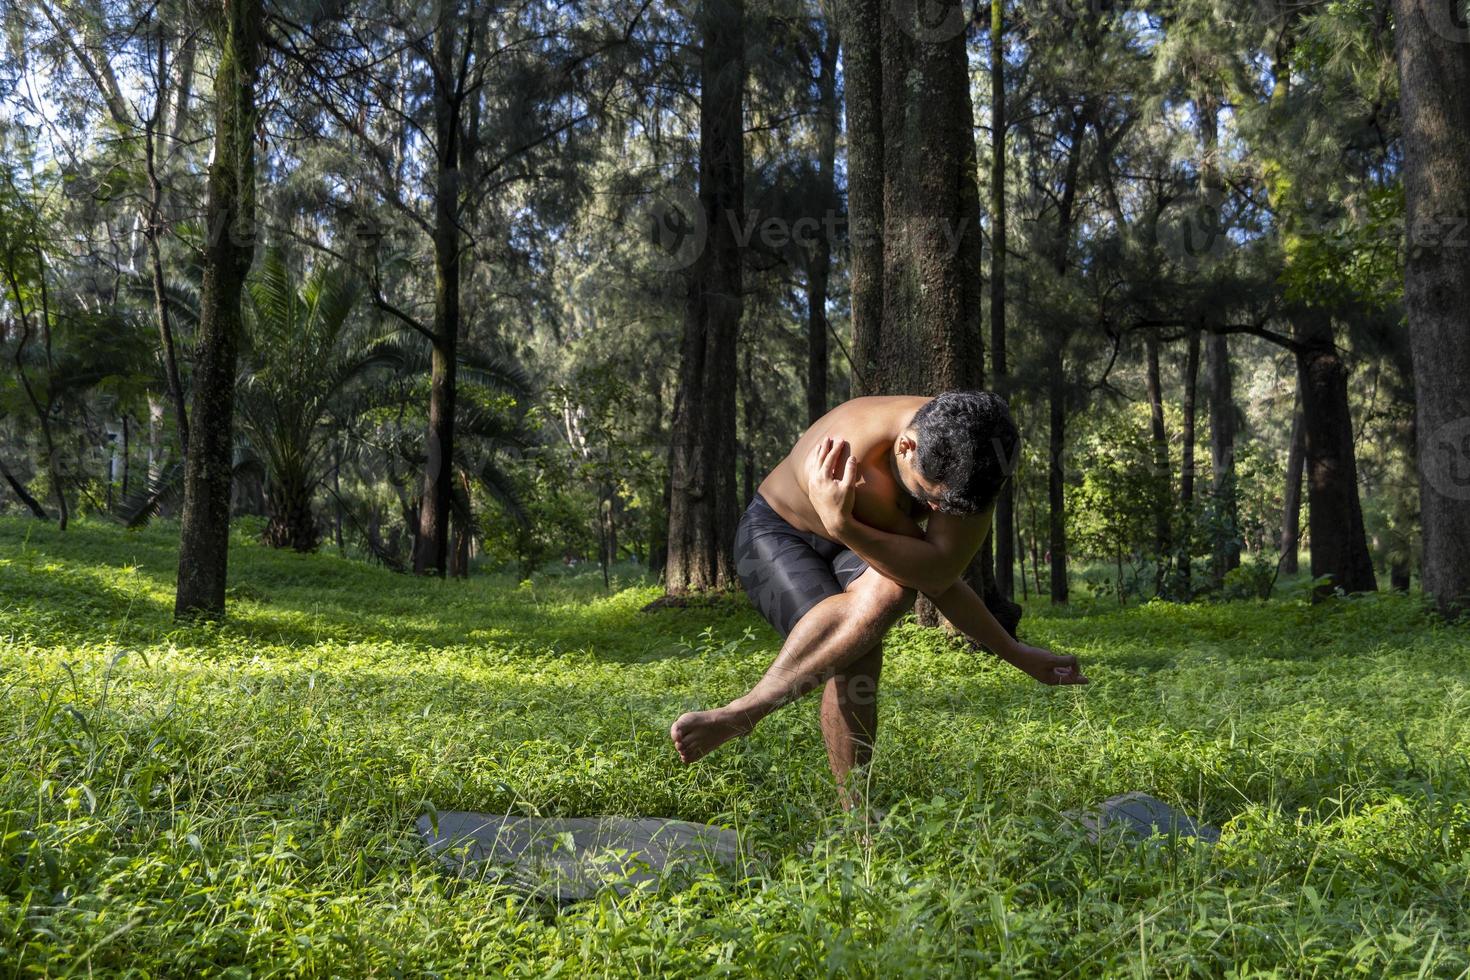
2;519;1467;976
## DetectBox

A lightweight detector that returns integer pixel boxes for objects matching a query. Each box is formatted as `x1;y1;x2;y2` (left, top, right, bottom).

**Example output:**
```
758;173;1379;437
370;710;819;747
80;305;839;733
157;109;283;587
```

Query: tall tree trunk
841;0;883;391
1047;351;1068;603
1177;328;1201;595
1294;309;1377;596
989;0;1014;602
843;0;1018;635
665;0;745;593
1207;332;1240;582
175;0;261;620
1281;397;1304;574
1394;0;1470;618
1039;110;1087;607
806;26;838;425
1144;331;1171;591
412;6;464;578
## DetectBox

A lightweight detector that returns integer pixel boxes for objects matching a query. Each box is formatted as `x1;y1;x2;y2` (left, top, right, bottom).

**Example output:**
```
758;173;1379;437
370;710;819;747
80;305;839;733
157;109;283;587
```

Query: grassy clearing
1;518;1468;976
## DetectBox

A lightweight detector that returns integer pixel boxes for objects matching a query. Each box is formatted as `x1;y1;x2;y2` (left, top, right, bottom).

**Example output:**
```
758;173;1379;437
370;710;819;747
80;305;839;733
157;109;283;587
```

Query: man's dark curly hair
910;390;1019;515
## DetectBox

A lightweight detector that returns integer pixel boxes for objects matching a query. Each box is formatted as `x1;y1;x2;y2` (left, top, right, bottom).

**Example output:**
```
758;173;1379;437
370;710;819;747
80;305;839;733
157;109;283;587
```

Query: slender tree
805;21;839;425
989;0;1014;600
410;0;469;578
175;0;262;619
1177;327;1200;594
1144;331;1171;590
1206;331;1240;581
1281;396;1304;573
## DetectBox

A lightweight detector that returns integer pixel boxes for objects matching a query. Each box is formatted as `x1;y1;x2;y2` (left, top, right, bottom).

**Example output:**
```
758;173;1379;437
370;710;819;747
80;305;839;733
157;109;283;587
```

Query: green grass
1;518;1468;977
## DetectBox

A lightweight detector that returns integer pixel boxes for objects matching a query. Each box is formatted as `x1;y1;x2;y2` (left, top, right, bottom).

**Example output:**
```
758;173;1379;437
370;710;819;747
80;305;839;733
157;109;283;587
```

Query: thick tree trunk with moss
1394;0;1470;618
174;0;261;620
843;0;1018;637
1294;309;1376;597
665;0;745;593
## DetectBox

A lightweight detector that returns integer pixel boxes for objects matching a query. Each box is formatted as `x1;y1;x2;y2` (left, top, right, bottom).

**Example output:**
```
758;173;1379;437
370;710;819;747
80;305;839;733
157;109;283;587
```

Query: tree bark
1207;332;1240;582
665;0;745;593
1281;398;1304;574
989;0;1014;601
1177;328;1201;595
1048;350;1068;604
841;0;883;391
806;25;838;425
1144;331;1171;591
264;472;319;552
842;0;1018;635
1294;309;1377;596
1039;110;1087;607
1394;0;1470;618
412;5;465;578
175;0;261;620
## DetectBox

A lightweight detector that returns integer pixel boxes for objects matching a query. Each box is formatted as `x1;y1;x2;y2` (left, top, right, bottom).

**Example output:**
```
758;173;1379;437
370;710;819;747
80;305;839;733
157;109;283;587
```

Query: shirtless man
669;391;1088;802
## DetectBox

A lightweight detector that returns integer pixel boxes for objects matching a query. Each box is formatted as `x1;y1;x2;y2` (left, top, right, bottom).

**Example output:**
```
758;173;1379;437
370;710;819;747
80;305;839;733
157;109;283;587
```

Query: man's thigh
736;506;849;638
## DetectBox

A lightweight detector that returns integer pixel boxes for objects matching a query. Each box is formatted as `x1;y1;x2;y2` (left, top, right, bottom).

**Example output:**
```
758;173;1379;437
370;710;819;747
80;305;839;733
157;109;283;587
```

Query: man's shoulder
829;394;931;414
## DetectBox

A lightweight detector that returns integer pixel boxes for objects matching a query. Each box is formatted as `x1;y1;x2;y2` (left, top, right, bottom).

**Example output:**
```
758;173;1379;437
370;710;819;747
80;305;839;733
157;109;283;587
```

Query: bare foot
1009;643;1090;686
670;707;755;764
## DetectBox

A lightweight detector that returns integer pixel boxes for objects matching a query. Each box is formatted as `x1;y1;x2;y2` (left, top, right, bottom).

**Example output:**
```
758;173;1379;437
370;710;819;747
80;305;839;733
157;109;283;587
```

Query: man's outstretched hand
807;435;858;538
1005;642;1090;686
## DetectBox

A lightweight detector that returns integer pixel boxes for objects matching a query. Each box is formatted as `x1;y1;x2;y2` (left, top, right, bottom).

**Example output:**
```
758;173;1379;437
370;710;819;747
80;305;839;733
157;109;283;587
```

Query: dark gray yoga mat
1063;792;1221;845
417;811;747;902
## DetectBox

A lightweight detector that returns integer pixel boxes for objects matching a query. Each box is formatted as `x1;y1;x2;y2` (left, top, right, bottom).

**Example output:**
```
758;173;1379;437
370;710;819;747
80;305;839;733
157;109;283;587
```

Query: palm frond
475;459;530;529
456;344;533;399
116;461;185;529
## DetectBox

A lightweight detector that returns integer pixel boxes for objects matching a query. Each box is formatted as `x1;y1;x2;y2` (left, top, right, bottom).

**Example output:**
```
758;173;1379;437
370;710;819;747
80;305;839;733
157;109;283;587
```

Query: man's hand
1003;642;1090;686
807;435;858;539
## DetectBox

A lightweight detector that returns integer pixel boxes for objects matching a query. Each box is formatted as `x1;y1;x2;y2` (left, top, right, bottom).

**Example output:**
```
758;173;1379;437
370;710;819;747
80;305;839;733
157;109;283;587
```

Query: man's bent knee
857;573;916;618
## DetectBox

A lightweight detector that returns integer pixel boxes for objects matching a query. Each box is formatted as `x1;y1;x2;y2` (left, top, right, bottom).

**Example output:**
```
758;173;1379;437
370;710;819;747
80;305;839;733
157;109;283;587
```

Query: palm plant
238;250;397;551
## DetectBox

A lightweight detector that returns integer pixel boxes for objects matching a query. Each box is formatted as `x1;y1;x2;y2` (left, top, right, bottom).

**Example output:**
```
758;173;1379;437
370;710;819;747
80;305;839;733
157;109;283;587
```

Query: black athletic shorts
734;493;870;638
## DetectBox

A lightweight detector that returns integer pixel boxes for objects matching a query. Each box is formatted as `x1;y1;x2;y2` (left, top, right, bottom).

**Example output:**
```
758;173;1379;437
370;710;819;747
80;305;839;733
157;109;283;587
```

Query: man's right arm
833;510;986;597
